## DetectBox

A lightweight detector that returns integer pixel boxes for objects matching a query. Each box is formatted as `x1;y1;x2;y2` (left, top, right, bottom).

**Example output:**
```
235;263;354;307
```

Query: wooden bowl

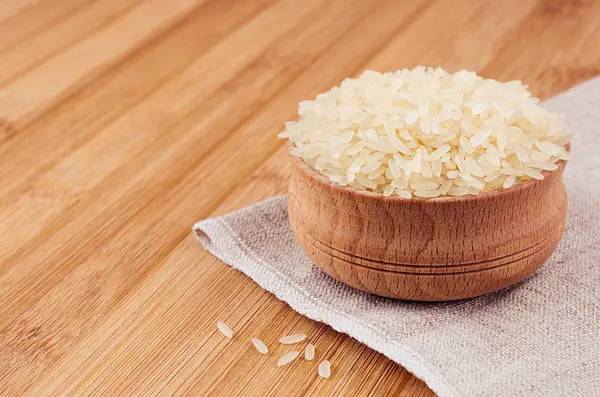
287;149;568;301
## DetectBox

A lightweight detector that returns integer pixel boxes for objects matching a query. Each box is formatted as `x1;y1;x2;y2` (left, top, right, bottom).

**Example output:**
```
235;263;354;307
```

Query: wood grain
0;0;598;395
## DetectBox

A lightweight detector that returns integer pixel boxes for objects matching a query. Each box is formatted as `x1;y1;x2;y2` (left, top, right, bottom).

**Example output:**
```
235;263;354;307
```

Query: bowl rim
288;141;569;204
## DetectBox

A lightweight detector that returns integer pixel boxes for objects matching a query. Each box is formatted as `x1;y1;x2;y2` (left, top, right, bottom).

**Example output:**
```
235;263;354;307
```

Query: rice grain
318;360;331;378
251;338;268;354
277;351;300;367
216;322;233;339
305;343;315;360
279;334;306;345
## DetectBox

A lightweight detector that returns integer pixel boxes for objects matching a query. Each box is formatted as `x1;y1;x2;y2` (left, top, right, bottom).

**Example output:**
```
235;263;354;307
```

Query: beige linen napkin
194;78;600;397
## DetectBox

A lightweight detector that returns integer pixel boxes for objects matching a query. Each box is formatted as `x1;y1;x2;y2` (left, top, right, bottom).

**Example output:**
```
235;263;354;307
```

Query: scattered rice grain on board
318;360;331;378
305;343;315;360
279;333;306;344
277;351;300;367
251;338;268;354
216;322;233;338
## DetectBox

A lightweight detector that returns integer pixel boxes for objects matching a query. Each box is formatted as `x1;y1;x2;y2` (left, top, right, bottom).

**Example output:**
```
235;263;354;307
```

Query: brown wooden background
0;0;598;395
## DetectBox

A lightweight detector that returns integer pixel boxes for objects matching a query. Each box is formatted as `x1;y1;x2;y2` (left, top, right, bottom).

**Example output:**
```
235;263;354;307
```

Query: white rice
216;322;233;339
279;333;306;345
251;338;268;354
305;343;315;360
318;360;331;378
280;67;571;197
277;351;300;367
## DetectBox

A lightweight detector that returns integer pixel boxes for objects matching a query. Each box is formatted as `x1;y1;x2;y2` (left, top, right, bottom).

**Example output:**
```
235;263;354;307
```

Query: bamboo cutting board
0;0;599;395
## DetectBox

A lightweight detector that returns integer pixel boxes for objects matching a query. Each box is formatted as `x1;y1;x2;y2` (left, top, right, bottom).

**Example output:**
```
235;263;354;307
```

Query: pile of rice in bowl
279;67;571;198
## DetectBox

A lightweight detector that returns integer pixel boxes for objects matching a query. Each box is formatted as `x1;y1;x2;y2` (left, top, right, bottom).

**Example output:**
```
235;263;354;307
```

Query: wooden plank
0;0;91;54
0;0;206;127
0;0;328;194
0;0;333;313
1;0;600;395
0;0;46;24
0;0;273;193
366;0;540;73
0;0;143;86
0;0;276;261
482;0;600;96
